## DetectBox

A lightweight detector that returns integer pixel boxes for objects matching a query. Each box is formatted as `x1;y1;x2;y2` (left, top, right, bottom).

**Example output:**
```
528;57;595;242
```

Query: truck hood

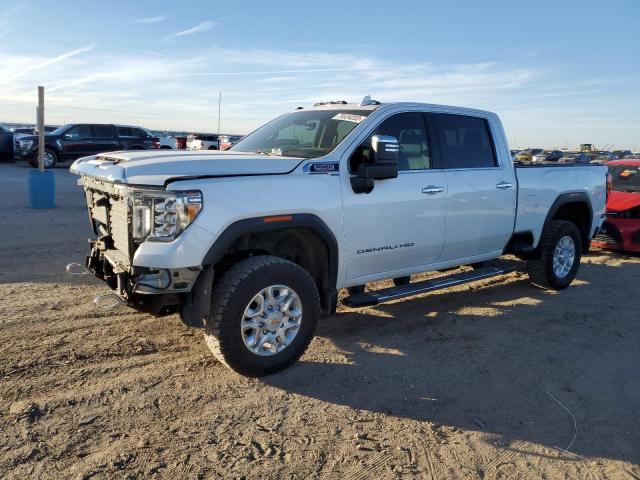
607;190;640;212
70;150;304;186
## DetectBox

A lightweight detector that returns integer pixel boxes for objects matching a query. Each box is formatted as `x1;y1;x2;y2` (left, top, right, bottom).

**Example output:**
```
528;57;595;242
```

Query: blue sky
1;0;639;149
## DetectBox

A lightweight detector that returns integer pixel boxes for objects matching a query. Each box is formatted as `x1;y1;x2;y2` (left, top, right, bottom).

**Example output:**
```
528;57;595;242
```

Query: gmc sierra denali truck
70;98;607;376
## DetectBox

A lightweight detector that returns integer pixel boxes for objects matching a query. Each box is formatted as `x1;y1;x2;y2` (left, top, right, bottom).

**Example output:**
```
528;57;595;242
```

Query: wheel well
214;227;335;313
551;201;591;251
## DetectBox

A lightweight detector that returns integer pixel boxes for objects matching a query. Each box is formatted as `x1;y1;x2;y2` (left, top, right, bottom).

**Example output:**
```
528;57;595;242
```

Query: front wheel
204;256;320;376
30;149;57;168
527;220;582;290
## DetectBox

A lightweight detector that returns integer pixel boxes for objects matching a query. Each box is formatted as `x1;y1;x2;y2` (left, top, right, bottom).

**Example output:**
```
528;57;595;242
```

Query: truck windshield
230;109;372;158
608;165;640;192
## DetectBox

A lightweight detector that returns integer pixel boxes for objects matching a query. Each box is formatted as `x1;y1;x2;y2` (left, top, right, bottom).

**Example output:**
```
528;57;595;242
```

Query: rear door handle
422;186;444;195
496;182;513;190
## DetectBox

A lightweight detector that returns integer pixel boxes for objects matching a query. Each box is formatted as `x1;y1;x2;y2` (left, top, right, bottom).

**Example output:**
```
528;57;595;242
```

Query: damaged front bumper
82;238;202;316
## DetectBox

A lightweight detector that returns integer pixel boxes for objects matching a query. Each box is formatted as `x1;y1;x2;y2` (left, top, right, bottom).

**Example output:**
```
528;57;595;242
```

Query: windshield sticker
332;113;367;123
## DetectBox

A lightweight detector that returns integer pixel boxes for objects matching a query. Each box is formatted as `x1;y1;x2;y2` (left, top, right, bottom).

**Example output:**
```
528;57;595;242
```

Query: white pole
37;86;45;172
217;91;221;135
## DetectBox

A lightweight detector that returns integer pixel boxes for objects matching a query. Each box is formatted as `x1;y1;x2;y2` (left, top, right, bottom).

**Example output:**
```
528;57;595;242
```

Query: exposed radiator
109;198;130;257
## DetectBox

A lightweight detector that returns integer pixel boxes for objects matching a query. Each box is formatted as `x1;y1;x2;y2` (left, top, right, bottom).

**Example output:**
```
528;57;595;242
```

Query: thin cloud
162;21;217;42
1;45;95;84
133;15;166;24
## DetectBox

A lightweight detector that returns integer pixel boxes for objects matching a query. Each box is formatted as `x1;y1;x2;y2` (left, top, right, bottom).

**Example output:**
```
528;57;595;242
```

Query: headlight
131;190;202;242
19;139;34;149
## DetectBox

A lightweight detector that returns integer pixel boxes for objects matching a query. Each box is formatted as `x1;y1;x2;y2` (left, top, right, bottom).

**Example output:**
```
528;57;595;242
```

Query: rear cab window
433;114;497;169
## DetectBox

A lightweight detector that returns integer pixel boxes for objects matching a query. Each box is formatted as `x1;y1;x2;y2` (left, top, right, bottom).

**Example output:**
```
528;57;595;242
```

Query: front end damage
71;174;205;318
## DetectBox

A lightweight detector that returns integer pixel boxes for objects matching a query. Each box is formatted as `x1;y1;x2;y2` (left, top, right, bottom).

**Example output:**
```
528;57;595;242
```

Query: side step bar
343;265;518;308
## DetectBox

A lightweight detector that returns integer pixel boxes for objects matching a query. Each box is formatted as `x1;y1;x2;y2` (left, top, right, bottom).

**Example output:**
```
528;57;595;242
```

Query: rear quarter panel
515;165;607;246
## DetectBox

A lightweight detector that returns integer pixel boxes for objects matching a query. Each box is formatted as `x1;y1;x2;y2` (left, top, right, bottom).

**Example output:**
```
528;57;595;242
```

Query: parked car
612;150;632;159
70;99;607;376
559;153;592;164
219;134;243;151
0;123;14;162
155;134;177;149
175;136;188;149
592;160;640;252
187;134;219;150
532;150;564;162
14;123;158;168
515;148;543;162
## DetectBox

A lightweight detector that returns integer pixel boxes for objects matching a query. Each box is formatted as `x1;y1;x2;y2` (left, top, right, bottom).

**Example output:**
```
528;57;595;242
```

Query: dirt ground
1;163;639;480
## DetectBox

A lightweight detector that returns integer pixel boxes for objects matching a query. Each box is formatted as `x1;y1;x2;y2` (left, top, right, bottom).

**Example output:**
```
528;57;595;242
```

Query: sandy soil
1;163;639;479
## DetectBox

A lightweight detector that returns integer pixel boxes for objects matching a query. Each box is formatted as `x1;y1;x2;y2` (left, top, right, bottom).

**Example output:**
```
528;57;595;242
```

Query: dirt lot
0;162;639;479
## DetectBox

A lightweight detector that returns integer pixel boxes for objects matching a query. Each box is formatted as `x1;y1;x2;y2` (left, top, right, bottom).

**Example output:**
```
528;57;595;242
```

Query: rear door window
434;114;496;169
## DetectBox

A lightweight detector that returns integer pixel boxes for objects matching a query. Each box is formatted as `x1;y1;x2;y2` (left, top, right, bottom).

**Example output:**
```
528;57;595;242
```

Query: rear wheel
204;256;320;376
527;220;582;290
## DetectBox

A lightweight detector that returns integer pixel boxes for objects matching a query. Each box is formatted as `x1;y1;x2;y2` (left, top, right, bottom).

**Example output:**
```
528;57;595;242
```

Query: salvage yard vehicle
70;98;607;376
592;159;640;252
532;150;564;162
515;148;542;162
218;134;243;151
187;134;219;150
15;123;158;168
0;123;14;162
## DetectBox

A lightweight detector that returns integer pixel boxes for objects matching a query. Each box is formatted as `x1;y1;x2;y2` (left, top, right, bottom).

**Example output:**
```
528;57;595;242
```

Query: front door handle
496;182;513;190
422;186;444;195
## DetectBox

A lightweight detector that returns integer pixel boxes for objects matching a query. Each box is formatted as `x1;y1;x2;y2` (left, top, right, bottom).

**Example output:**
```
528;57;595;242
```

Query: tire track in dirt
340;450;394;480
480;440;527;479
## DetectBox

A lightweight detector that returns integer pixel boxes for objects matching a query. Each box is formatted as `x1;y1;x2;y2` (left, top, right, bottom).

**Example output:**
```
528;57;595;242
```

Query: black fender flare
202;213;339;289
540;192;594;253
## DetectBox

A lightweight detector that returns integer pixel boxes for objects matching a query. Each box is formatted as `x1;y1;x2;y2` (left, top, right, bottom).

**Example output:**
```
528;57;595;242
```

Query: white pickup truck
70;98;607;376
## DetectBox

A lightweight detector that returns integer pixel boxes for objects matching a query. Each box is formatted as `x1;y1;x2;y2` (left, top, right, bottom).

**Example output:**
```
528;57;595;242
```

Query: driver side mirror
63;134;72;140
351;135;399;193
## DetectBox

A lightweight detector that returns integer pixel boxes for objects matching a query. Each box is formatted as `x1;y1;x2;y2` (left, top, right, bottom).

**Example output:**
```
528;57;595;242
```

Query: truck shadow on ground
264;260;640;465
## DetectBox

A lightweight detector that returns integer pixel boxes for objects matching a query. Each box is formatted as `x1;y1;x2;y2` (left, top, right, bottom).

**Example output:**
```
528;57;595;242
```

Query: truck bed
513;162;607;247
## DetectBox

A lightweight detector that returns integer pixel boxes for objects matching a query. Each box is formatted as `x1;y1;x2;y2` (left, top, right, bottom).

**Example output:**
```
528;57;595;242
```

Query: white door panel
441;169;516;260
342;171;446;280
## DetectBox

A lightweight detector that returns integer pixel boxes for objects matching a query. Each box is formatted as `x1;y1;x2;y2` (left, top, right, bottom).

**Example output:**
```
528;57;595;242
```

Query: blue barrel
28;170;56;209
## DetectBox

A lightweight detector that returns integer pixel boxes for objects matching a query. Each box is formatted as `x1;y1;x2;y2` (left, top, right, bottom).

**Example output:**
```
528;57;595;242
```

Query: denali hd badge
357;243;414;254
310;162;339;173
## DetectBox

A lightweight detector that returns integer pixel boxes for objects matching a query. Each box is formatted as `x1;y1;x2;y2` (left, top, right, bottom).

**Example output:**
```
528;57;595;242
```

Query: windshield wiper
255;150;273;156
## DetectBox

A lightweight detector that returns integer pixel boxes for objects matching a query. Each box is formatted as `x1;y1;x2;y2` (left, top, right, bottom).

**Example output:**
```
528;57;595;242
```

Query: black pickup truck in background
14;123;159;168
0;123;14;162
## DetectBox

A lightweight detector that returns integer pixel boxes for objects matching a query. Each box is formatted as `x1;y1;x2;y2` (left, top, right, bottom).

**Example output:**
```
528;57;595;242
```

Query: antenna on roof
360;95;381;106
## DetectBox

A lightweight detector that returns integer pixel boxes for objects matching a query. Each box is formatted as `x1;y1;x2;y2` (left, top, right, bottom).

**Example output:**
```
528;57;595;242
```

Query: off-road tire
204;255;320;376
527;220;582;290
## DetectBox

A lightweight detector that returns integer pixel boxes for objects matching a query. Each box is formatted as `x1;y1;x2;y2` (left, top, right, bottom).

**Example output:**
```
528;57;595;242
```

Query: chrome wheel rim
43;151;55;167
553;235;575;278
241;284;302;356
